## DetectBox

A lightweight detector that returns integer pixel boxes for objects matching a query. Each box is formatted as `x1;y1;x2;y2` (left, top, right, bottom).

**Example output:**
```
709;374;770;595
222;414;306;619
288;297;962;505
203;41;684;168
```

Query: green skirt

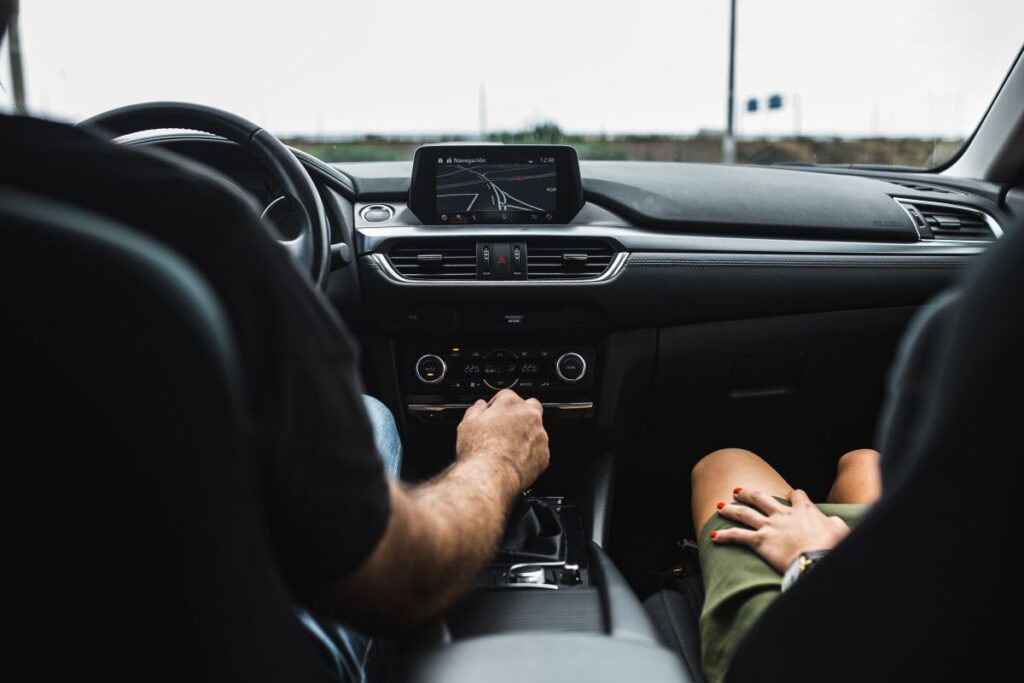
698;501;868;683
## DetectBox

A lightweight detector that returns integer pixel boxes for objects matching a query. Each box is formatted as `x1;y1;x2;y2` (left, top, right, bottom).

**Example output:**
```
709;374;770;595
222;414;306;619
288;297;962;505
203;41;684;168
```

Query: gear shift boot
499;497;566;564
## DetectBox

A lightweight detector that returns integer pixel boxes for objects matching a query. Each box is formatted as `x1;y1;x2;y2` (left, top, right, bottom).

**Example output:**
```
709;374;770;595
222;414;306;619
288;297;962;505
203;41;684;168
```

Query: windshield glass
5;0;1022;168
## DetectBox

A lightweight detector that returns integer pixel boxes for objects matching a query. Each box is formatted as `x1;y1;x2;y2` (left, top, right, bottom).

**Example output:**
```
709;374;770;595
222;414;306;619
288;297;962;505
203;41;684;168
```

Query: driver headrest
2;187;333;681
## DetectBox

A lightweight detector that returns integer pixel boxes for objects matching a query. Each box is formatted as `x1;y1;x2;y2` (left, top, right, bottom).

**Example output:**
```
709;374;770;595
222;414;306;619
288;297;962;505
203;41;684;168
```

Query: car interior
4;3;1022;681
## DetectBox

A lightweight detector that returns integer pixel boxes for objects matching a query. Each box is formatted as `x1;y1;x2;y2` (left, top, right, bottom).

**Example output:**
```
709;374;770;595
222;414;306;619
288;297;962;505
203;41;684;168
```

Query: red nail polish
716;501;726;510
710;531;718;539
733;487;743;495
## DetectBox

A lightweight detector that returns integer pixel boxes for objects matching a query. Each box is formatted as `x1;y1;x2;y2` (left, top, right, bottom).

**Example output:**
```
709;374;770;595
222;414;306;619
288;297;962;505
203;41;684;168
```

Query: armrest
399;633;693;683
589;542;663;644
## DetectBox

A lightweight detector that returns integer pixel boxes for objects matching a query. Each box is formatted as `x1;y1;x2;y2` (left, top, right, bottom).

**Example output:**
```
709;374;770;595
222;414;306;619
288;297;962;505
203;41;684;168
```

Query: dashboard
122;131;1020;542
128;134;1015;431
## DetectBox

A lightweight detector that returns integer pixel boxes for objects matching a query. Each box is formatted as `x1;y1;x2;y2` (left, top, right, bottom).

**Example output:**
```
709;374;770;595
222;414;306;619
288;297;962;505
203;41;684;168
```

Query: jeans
298;395;402;683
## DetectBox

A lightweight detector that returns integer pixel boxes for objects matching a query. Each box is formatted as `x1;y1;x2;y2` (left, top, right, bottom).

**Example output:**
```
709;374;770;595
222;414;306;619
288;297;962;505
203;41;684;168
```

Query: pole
722;0;736;163
478;82;488;140
7;0;27;114
793;92;801;137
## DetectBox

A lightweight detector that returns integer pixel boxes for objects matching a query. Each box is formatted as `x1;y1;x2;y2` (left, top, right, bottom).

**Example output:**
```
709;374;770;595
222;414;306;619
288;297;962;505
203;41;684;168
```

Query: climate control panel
404;344;597;397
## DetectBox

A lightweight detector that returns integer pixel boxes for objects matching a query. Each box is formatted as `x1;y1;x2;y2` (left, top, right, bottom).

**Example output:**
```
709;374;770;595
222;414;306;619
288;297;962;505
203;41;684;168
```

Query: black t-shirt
0;114;390;594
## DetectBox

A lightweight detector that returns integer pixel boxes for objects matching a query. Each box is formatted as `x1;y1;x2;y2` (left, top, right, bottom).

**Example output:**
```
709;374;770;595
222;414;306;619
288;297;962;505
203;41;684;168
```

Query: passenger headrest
728;217;1022;682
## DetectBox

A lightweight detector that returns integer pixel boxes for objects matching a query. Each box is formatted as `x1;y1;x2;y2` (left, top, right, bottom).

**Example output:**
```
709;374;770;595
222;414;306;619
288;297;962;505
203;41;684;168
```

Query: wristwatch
781;550;830;592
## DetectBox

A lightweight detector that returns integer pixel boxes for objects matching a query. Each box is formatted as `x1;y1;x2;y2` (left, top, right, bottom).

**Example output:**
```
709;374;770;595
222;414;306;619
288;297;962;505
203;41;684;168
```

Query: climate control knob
415;354;447;385
555;352;587;384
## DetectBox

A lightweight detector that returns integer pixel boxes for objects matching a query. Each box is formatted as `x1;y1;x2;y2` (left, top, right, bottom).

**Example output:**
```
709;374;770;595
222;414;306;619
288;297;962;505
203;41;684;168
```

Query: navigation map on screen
435;158;557;221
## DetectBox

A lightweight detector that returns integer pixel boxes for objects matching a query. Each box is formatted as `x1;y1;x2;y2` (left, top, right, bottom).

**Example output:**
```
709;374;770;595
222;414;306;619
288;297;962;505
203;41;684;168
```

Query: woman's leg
691;448;794;537
692;448;878;683
825;448;882;504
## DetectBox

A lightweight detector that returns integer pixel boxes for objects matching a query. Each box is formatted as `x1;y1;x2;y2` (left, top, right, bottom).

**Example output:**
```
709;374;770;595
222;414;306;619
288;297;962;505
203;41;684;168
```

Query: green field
286;124;962;169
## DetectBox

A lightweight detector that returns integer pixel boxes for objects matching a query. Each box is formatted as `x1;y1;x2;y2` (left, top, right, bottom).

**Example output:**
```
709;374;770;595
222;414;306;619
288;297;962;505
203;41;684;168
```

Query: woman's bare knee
690;447;792;537
692;448;762;484
828;449;882;504
837;449;880;474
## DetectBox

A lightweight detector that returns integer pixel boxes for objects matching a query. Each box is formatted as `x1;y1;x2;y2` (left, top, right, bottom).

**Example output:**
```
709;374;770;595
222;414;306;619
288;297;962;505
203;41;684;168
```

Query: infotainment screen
408;145;584;225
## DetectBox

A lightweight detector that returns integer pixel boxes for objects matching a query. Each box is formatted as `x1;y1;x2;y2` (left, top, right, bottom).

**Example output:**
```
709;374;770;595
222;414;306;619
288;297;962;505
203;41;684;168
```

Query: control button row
450;347;554;360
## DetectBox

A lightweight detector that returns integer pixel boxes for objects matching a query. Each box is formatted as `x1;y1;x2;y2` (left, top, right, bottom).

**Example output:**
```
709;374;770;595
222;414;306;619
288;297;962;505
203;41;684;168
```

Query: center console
364;145;688;682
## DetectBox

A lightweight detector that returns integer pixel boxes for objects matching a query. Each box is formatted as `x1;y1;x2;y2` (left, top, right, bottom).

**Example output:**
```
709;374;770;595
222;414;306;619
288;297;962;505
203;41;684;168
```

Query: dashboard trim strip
358;227;990;259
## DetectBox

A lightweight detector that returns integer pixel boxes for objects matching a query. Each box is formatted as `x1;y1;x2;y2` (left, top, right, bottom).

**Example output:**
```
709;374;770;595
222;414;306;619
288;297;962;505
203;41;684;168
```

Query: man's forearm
318;391;549;631
319;454;521;630
401;454;523;609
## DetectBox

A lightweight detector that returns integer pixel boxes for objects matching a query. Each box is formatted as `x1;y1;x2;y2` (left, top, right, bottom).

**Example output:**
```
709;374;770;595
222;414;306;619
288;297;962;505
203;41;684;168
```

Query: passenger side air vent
888;181;963;196
386;240;477;280
526;240;616;280
896;200;999;242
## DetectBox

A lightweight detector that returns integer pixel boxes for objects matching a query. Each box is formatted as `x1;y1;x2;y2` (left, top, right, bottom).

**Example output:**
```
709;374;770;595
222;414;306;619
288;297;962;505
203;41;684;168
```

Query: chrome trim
361;226;990;256
260;195;288;221
509;561;569;571
373;251;628;286
413;354;447;385
484;377;518;391
359;204;395;223
554;352;587;384
893;197;1004;239
499;582;560;591
407;401;594;412
501;561;568;591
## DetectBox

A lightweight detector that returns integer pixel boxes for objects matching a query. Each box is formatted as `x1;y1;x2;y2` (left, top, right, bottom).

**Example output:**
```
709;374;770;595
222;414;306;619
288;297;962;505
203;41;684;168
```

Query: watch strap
781;549;830;592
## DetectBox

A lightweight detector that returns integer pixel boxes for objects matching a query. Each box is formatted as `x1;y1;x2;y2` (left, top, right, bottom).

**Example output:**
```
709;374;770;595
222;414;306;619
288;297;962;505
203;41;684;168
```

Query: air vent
387;241;477;280
526;240;616;280
896;200;998;242
888;181;963;196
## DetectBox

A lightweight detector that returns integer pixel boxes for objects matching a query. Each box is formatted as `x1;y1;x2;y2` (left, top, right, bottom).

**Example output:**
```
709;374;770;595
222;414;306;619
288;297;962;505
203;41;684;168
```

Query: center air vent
387;241;477;280
385;239;618;281
896;199;999;242
526;240;616;280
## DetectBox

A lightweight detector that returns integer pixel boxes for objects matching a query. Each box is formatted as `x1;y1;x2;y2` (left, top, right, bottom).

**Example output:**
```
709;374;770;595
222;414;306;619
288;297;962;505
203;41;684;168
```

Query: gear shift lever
499;496;566;564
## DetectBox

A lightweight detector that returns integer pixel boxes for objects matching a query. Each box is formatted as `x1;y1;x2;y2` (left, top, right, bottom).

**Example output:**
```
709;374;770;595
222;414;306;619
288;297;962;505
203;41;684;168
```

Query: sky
4;0;1022;138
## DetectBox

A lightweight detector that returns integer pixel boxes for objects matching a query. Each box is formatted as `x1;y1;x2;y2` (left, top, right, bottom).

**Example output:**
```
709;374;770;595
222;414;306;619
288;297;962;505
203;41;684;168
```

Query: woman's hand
710;488;850;573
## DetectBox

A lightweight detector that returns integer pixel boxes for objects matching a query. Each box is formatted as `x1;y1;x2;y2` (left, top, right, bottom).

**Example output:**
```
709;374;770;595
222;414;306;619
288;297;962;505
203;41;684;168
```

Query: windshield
4;0;1022;168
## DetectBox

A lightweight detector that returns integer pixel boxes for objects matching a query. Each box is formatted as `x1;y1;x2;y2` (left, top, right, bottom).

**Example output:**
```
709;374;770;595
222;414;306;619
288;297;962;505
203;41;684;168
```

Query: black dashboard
124;130;1020;603
129;134;1014;464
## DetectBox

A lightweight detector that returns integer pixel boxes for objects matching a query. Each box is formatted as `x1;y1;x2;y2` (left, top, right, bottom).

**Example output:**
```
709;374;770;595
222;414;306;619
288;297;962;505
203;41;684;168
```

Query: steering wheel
78;102;331;289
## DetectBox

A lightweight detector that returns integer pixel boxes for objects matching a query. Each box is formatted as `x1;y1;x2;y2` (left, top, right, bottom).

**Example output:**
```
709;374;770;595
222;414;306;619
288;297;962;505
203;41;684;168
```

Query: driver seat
2;188;334;681
646;215;1021;681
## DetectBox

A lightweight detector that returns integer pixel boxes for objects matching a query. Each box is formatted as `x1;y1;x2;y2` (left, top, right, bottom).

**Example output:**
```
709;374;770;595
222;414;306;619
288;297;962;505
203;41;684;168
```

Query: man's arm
311;389;549;631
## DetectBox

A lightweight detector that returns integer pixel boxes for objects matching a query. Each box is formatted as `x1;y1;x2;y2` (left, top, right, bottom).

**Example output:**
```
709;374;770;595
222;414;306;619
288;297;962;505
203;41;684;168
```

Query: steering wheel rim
77;102;331;290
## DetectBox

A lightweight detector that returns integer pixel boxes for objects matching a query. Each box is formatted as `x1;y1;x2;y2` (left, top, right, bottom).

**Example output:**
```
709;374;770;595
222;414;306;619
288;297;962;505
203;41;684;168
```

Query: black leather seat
2;188;333;680
646;217;1021;681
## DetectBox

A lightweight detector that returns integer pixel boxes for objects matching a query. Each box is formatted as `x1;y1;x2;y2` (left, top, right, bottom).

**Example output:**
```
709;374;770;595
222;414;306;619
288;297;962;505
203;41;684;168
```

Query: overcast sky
5;0;1022;138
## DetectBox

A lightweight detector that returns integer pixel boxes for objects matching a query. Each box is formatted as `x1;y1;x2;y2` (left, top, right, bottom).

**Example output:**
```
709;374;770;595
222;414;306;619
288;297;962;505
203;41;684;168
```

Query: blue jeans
298;395;402;682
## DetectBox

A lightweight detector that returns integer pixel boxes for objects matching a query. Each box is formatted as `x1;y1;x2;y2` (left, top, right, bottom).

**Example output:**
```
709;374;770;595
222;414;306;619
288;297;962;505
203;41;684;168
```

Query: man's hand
711;488;850;573
456;390;550;492
321;390;550;630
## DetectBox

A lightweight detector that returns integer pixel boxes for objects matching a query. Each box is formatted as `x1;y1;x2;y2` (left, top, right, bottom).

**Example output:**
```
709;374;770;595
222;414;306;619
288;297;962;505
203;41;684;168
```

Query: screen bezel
408;144;585;225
